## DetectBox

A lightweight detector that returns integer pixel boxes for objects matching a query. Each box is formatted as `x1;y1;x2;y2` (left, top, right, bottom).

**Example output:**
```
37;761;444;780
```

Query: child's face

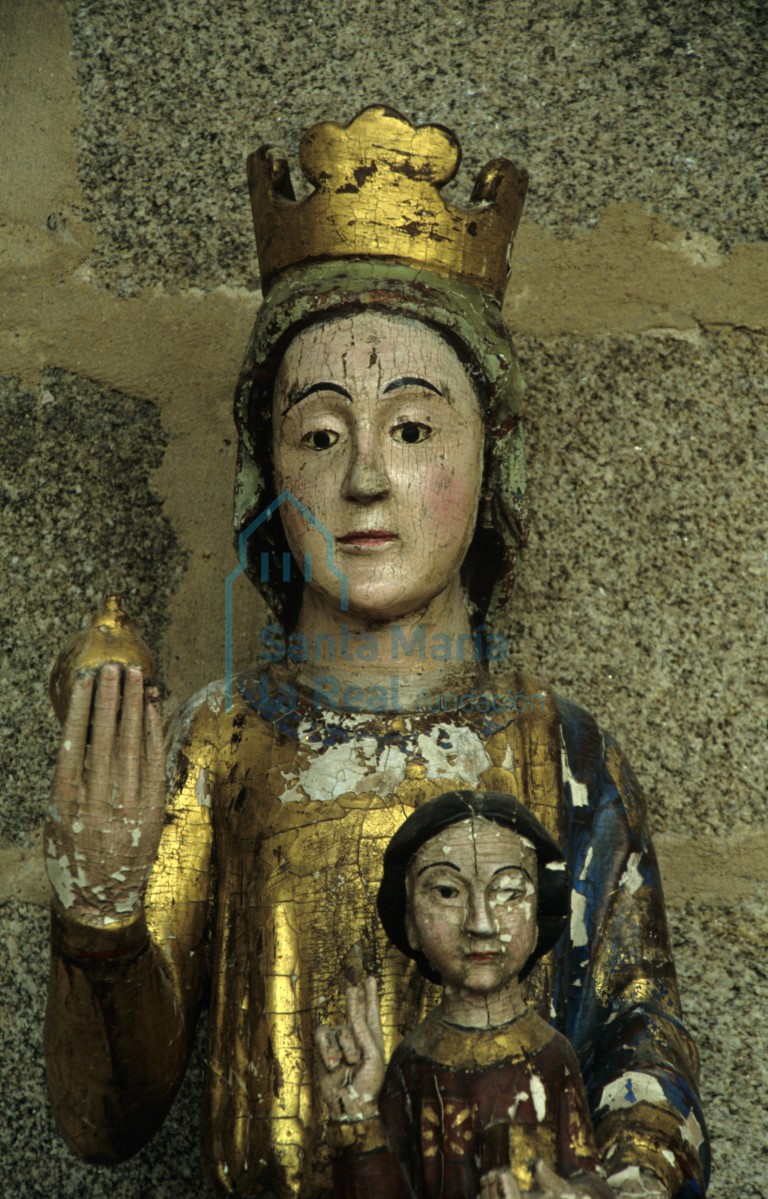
405;818;538;995
272;310;484;621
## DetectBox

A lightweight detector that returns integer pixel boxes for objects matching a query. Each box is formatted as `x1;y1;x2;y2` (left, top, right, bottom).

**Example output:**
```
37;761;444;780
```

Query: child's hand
479;1168;523;1198
315;976;385;1121
531;1160;617;1198
607;1168;668;1198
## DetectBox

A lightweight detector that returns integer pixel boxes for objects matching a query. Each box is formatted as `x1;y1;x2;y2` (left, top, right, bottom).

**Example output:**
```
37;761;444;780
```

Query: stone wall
1;2;766;1196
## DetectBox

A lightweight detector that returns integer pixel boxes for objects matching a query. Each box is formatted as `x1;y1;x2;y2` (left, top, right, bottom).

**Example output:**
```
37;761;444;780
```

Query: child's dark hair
376;790;570;983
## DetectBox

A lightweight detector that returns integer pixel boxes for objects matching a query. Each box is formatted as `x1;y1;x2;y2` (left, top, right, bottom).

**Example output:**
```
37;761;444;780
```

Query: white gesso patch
606;1167;643;1187
607;1165;669;1198
195;767;212;808
164;680;226;780
277;718;492;804
507;1090;529;1120
619;851;643;894
529;1074;546;1121
683;1108;705;1149
279;729;380;803
416;726;493;785
47;852;77;909
560;736;588;807
570;889;589;947
579;846;594;881
599;1072;667;1112
114;890;140;915
545;860;567;871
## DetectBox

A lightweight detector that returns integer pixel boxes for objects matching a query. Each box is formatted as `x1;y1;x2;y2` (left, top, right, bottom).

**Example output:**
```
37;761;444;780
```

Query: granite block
2;5;766;1196
68;0;767;295
509;328;767;835
0;372;185;844
0;901;209;1199
668;897;768;1199
2;898;761;1198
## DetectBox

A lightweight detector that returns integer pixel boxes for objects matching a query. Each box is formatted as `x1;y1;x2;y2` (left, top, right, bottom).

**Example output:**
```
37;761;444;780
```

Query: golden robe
45;670;708;1198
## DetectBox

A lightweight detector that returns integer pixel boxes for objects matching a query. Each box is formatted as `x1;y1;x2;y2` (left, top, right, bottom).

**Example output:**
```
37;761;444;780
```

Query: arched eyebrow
492;866;533;882
383;376;444;396
282;381;352;414
417;860;461;877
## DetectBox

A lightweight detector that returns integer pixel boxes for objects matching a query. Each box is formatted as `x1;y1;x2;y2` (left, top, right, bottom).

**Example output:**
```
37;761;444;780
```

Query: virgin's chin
300;568;450;626
343;579;448;623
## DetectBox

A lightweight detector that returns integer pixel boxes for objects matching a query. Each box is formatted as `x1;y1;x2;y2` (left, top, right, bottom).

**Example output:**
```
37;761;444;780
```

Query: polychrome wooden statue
317;790;614;1199
44;107;709;1199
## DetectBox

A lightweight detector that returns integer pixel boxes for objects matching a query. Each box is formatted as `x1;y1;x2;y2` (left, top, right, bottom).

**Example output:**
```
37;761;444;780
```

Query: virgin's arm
555;697;709;1198
44;678;214;1162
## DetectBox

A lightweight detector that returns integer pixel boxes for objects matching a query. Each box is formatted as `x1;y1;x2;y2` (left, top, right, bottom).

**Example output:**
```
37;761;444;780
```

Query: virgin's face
405;818;538;995
271;311;484;621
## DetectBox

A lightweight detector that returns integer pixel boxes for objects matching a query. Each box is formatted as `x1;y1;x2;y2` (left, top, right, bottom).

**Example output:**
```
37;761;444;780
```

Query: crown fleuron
247;105;528;303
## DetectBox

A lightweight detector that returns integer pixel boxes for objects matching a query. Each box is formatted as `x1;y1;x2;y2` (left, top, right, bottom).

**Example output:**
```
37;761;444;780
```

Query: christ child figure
316;790;615;1199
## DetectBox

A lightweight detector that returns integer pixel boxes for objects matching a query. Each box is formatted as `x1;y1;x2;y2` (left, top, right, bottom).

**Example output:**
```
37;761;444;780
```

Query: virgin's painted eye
392;421;432;444
494;887;524;903
301;429;339;451
435;884;460;900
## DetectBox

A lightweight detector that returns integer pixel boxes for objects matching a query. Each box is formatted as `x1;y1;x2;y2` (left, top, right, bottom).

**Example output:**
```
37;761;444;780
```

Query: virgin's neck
290;581;487;707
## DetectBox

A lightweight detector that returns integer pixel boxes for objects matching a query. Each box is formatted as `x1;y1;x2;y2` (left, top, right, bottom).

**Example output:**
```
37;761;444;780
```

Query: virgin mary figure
44;106;708;1199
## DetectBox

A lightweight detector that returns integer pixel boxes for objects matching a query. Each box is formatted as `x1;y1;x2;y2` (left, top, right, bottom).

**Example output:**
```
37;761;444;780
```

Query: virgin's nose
463;884;496;938
342;435;390;502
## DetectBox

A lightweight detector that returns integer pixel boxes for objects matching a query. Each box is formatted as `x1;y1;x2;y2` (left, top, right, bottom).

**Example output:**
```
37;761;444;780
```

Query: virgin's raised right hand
45;663;165;927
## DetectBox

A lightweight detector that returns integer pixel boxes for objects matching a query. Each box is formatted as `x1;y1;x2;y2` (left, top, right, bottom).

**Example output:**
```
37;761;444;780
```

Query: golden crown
247;105;528;303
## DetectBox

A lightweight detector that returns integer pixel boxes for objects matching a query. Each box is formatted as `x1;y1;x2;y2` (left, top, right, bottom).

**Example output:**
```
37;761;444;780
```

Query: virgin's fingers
85;664;122;796
54;670;95;794
117;666;144;804
142;687;166;801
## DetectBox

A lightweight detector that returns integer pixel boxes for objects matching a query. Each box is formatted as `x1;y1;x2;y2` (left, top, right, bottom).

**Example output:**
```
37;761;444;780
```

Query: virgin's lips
336;530;398;547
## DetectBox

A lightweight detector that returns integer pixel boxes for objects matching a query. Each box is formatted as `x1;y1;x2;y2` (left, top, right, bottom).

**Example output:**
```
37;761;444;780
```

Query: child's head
377;791;569;987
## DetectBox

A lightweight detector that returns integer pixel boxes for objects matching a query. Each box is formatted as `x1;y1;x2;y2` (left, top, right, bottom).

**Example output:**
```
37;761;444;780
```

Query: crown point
248;105;526;301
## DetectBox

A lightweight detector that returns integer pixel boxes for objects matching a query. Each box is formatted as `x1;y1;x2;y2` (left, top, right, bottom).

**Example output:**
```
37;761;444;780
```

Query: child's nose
463;884;496;937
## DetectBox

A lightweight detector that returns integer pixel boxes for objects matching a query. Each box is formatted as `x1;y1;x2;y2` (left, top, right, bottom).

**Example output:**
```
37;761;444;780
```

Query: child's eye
391;421;432;444
301;429;339;450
